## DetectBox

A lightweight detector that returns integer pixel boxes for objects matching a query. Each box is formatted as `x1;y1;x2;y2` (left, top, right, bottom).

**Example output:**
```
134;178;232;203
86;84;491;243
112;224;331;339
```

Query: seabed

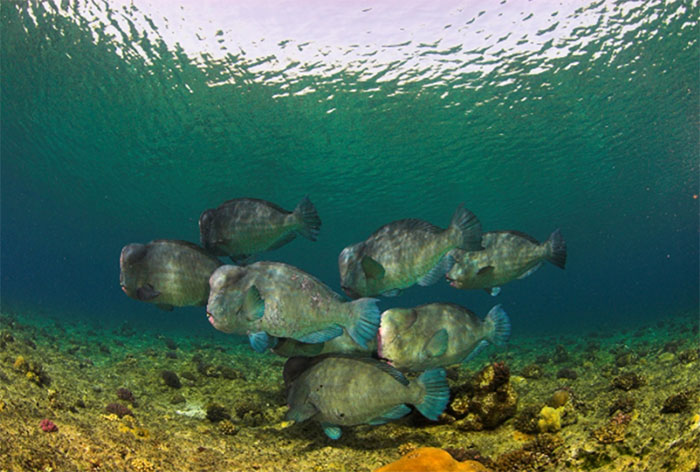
0;308;697;472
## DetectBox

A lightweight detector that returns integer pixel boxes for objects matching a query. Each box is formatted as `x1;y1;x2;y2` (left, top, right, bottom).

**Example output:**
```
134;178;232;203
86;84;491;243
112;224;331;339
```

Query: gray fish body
119;240;222;310
447;230;566;291
287;357;423;427
378;303;509;371
339;206;482;298
199;197;321;262
207;262;379;348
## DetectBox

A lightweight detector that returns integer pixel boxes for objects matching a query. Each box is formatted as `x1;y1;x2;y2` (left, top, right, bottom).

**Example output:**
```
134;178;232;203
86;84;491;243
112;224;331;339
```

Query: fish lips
445;275;459;288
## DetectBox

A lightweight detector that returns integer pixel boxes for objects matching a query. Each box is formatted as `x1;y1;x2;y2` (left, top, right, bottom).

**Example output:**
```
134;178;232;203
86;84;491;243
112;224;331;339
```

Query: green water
1;0;698;334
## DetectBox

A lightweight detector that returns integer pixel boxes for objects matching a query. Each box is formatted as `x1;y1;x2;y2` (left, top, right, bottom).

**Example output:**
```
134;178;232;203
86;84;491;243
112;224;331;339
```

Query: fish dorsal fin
424;329;449;358
477;265;494;276
403;218;443;233
243;286;265;321
355;358;409;386
417;252;454;287
361;256;385;280
493;230;540;245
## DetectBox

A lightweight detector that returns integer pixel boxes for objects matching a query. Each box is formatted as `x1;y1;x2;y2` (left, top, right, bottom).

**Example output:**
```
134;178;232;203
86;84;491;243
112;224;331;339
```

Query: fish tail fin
414;368;450;421
450;204;482;251
294;195;322;241
346;298;381;348
545;228;567;269
483;304;510;346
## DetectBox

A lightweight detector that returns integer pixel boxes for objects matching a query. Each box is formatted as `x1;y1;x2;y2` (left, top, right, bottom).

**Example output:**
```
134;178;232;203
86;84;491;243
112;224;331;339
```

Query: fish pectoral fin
477;265;495;276
417;253;455;287
517;263;542;280
136;284;160;301
368;404;412;425
156;303;174;311
425;329;449;358
487;286;501;296
361;256;385;280
243;286;265;321
296;325;343;344
321;423;342;440
248;331;277;353
267;232;297;250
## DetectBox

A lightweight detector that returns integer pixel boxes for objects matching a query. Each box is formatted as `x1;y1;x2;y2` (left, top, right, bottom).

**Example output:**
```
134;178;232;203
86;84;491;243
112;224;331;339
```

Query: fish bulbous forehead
120;243;146;266
199;209;215;228
210;265;246;288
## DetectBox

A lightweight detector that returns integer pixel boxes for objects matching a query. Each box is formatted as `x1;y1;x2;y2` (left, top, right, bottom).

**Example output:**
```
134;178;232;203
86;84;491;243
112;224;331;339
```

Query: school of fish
118;196;567;439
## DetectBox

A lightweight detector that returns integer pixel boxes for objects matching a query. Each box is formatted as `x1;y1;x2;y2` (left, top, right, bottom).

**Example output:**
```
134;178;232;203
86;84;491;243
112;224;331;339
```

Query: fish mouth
445;275;458;288
206;312;216;326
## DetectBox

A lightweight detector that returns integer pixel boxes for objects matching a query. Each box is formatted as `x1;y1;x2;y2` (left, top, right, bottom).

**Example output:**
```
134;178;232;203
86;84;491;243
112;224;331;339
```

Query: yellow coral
13;355;26;370
130;457;156;472
0;399;5;412
537;406;563;433
374;447;492;472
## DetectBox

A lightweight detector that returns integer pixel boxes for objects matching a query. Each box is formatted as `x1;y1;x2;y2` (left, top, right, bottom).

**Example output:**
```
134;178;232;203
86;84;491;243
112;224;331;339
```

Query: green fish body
378;303;510;371
285;356;449;439
447;229;566;295
338;205;482;298
206;262;380;352
199;197;321;262
119;240;222;311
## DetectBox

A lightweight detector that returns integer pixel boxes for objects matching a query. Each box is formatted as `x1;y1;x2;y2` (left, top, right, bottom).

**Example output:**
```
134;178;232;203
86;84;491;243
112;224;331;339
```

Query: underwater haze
1;0;698;336
0;1;699;470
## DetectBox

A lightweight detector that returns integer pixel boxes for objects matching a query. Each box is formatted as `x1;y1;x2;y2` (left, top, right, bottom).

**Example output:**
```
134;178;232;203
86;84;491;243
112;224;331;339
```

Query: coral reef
592;411;632;444
106;402;134;418
661;390;693;413
611;372;645;391
0;308;698;472
448;362;517;431
160;370;182;388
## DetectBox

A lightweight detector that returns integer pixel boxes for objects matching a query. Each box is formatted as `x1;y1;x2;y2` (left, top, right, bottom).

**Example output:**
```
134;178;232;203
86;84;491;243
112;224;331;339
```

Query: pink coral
39;418;58;432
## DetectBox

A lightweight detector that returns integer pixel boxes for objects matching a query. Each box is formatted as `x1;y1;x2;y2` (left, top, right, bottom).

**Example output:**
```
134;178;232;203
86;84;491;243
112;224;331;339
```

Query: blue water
1;0;698;340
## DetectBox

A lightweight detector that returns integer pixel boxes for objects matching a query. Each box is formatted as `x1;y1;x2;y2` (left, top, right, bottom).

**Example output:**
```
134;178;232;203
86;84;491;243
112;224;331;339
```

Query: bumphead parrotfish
378;303;510;371
285;356;450;439
119;240;222;311
338;205;482;298
447;229;567;295
206;262;380;353
199;196;321;263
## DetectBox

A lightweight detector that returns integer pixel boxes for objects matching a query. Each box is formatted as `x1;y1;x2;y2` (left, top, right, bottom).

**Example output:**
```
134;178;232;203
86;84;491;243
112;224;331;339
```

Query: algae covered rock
448;362;517;431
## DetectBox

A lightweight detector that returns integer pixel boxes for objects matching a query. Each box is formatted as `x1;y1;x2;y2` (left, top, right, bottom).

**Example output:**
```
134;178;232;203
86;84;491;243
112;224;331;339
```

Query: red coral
39;418;58;432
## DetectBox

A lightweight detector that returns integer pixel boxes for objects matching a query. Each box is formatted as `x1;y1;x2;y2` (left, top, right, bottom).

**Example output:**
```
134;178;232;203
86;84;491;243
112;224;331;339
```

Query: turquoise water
1;0;698;340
